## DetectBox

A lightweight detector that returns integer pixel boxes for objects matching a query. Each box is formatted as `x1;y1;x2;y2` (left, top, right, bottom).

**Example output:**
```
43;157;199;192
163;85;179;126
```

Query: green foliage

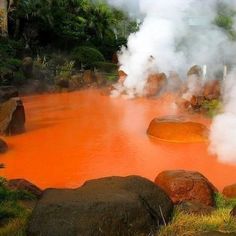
56;60;75;77
106;73;118;81
72;46;105;68
202;99;222;117
215;192;236;209
214;2;236;40
0;178;35;236
93;61;117;73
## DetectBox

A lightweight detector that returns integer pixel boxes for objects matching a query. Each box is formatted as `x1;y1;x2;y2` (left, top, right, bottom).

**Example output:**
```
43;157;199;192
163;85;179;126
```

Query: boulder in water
147;116;209;143
27;176;173;236
0;97;25;135
0;139;8;153
155;170;218;206
145;73;167;97
222;184;236;198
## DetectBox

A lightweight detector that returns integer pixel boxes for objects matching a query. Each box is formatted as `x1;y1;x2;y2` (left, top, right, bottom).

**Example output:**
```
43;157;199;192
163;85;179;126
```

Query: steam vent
147;116;209;143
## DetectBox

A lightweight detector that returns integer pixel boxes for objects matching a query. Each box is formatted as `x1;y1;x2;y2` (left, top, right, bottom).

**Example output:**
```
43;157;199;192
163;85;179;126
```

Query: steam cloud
106;0;236;164
210;71;236;163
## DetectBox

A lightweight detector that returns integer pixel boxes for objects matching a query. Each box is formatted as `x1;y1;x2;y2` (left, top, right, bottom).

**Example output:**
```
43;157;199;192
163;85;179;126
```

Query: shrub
92;61;117;73
72;46;105;69
202;99;222;117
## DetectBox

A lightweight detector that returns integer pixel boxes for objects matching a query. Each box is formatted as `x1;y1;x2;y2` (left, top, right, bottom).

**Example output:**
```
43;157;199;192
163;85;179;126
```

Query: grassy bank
158;194;236;236
0;178;35;236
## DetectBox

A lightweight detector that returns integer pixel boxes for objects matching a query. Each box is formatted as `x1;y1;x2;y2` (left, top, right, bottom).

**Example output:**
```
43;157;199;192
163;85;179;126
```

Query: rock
0;86;19;103
145;73;167;97
22;57;33;79
223;184;236;198
27;176;173;236
147;117;209;143
176;200;214;215
118;70;127;85
203;80;221;100
0;97;26;135
94;72;107;86
7;179;42;198
155;170;217;206
168;71;183;92
56;77;69;89
187;65;202;77
190;95;205;110
83;70;95;84
0;139;8;153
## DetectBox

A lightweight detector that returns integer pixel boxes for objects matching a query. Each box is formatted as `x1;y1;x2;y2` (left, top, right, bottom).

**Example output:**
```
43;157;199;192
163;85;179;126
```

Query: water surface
1;89;235;190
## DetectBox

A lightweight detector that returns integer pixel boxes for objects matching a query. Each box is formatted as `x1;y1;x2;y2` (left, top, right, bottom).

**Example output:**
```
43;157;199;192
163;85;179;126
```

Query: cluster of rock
177;65;221;112
117;65;221;113
7;170;231;236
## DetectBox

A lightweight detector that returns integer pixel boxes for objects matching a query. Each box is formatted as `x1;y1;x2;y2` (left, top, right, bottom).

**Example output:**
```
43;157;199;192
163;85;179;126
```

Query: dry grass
157;194;236;236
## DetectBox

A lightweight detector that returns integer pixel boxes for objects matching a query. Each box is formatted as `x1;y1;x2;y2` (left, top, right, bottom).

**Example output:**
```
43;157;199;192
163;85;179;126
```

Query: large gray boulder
27;176;173;236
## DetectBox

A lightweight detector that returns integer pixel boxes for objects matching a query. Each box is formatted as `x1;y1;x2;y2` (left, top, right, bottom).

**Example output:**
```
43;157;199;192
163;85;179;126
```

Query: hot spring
0;88;235;190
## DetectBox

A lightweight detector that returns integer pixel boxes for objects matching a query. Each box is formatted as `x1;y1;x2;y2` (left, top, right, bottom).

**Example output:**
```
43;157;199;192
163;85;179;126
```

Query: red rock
118;70;127;84
203;80;221;100
8;179;42;198
83;70;95;84
155;170;217;206
145;73;167;97
222;184;236;198
147;117;209;143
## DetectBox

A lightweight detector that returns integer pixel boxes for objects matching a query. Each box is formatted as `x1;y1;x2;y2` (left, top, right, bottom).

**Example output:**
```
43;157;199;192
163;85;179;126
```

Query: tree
0;0;8;36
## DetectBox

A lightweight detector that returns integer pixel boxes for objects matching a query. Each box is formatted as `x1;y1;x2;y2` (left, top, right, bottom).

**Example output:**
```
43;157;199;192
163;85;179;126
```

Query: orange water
0;89;235;190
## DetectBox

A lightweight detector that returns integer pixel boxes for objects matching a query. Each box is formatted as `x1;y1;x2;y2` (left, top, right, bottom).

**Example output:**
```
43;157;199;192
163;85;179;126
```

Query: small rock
7;179;42;198
176;200;214;215
223;184;236;198
155;170;217;206
0;139;8;153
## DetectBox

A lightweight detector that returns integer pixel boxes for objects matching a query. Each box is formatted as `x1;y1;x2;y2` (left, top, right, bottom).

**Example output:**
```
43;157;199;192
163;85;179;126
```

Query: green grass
0;178;35;236
158;193;236;236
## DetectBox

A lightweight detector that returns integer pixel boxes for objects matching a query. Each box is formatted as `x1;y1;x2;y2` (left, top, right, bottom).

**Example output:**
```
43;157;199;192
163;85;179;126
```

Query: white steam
210;71;236;163
107;0;236;164
108;0;236;94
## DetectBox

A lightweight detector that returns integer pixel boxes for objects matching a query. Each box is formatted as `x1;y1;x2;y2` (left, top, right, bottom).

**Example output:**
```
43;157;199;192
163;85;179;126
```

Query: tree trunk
0;0;8;37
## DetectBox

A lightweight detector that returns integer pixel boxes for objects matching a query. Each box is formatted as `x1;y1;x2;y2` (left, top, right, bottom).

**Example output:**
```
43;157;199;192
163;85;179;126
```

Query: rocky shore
1;170;235;236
